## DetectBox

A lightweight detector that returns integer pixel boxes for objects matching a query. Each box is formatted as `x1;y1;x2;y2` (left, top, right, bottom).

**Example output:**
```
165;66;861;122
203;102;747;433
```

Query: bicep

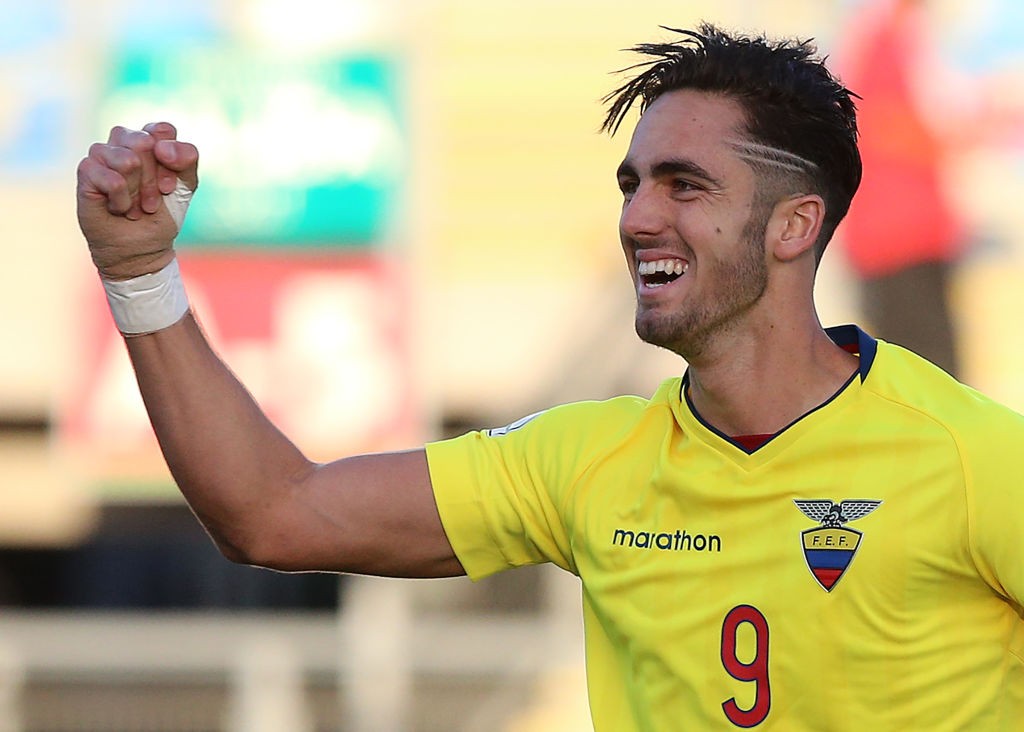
264;448;465;578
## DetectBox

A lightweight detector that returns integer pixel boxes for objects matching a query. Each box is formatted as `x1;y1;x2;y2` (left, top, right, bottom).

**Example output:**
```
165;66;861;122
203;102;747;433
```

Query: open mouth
638;258;688;288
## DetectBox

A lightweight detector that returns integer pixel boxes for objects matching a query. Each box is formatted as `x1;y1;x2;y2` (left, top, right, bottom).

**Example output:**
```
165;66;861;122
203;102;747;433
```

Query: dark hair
602;23;862;260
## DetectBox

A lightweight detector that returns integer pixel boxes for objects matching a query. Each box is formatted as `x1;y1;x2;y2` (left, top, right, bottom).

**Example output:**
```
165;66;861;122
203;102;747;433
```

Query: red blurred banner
58;252;422;496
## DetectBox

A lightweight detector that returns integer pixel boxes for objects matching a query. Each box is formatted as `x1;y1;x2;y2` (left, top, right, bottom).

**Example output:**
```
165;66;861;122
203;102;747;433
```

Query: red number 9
721;604;771;727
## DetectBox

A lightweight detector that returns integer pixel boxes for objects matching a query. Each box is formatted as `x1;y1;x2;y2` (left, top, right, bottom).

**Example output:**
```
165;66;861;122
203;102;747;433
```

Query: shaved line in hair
727;140;820;177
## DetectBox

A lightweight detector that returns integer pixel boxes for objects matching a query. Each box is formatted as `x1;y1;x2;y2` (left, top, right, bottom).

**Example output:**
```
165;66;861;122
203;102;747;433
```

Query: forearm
124;311;313;562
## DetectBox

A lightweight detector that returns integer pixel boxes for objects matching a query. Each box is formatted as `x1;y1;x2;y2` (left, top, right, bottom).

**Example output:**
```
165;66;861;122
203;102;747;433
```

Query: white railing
0;567;590;732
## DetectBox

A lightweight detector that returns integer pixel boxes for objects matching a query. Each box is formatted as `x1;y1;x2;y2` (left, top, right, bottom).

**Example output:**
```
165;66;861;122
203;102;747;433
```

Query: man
76;23;1024;731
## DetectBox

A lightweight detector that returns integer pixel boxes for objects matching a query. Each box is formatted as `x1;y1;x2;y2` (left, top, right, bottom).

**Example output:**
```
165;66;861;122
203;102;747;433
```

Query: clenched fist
76;122;199;280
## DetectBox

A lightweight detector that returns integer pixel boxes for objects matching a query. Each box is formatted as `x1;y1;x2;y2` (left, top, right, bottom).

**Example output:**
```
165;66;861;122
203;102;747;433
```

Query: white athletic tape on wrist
102;258;190;336
163;177;193;231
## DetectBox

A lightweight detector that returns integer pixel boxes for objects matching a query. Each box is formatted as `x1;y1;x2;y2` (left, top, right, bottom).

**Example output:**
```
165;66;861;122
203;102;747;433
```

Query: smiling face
617;89;776;359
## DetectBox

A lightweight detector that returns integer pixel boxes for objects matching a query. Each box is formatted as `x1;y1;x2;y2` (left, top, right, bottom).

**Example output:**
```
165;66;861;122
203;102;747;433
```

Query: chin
635;308;714;360
635;320;691;358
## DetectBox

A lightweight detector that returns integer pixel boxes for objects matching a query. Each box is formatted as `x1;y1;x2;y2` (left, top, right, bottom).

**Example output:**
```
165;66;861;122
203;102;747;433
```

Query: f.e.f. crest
794;499;881;592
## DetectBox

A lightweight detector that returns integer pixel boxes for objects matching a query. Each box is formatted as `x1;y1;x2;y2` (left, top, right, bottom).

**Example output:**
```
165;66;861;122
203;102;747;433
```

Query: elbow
205;526;261;567
207;522;308;572
192;485;313;571
212;534;255;566
200;517;282;570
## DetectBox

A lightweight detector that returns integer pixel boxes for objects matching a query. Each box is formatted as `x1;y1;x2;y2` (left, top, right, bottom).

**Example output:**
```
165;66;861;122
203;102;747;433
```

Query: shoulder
866;340;1024;455
431;378;681;467
490;378;679;438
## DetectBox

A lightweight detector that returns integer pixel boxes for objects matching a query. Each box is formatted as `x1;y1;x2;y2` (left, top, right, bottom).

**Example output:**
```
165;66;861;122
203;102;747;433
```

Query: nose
619;184;667;241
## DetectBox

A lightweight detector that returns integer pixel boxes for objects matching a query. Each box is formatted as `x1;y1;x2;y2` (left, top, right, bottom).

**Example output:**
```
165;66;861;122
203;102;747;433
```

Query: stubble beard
634;207;771;360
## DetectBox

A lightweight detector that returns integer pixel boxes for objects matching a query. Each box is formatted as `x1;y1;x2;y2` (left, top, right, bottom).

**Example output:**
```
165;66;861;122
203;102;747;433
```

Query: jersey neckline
673;324;877;460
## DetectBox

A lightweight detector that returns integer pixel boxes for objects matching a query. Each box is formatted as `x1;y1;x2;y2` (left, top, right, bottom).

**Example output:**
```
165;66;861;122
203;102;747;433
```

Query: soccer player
75;24;1024;731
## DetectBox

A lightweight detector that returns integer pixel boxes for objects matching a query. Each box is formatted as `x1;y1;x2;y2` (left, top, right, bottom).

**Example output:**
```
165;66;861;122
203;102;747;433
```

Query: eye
671;178;699;195
618;177;638;198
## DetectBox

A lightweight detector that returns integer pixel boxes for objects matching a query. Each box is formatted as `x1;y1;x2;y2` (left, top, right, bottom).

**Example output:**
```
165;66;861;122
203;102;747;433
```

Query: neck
684;318;858;437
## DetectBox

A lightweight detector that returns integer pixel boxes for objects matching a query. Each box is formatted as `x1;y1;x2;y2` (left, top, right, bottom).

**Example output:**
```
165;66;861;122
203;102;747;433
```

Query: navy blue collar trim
825;324;876;382
680;324;876;454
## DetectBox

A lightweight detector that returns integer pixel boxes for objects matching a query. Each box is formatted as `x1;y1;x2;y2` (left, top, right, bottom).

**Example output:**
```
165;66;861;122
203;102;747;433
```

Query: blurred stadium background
0;0;1021;729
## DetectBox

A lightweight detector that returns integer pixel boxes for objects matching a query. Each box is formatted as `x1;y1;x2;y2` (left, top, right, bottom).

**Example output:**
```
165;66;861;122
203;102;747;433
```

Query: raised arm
76;123;463;578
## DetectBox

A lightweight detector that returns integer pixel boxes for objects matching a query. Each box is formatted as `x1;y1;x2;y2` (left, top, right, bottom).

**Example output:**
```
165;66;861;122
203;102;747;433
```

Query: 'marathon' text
612;528;722;552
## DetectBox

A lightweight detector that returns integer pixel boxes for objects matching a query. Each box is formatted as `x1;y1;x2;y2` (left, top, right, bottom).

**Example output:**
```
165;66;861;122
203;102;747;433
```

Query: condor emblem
794;499;882;592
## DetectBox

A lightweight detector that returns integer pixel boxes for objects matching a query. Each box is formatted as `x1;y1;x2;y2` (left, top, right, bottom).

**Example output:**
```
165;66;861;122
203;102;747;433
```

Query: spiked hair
603;24;862;260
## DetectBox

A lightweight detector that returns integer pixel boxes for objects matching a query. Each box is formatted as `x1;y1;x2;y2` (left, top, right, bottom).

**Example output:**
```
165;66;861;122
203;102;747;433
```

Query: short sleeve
425;414;577;580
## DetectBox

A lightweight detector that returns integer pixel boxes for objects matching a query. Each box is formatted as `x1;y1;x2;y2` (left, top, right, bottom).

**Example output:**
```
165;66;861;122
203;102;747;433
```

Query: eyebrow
616;157;724;189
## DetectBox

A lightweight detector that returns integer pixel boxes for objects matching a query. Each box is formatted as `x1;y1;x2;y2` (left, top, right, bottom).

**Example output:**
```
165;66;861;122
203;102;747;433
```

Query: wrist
96;250;177;281
101;257;191;336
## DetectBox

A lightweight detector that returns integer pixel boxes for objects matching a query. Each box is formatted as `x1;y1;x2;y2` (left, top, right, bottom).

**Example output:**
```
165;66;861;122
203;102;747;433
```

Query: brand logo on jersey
486;410;545;437
793;499;882;592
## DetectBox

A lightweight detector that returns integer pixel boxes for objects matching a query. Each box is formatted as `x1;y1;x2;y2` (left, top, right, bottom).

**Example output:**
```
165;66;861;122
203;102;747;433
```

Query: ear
768;194;824;262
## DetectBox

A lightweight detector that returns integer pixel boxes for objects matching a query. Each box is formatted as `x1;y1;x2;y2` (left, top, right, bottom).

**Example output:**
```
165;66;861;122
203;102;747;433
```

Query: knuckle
111;126;154;152
108;125;134;146
106;174;130;198
131;131;156;153
116;148;141;174
145;121;178;138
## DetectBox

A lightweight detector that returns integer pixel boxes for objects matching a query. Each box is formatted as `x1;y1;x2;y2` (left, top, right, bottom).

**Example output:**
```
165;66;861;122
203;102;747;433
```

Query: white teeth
637;258;688;276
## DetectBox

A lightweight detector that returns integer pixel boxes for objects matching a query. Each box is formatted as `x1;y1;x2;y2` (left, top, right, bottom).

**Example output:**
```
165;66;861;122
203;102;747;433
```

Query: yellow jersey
425;326;1024;730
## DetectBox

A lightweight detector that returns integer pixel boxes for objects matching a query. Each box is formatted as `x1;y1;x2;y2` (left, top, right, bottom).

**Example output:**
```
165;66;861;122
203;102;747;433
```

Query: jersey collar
675;324;877;457
826;324;877;382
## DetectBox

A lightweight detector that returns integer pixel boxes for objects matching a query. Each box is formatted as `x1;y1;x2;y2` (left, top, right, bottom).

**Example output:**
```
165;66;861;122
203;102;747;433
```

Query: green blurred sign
100;48;403;247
